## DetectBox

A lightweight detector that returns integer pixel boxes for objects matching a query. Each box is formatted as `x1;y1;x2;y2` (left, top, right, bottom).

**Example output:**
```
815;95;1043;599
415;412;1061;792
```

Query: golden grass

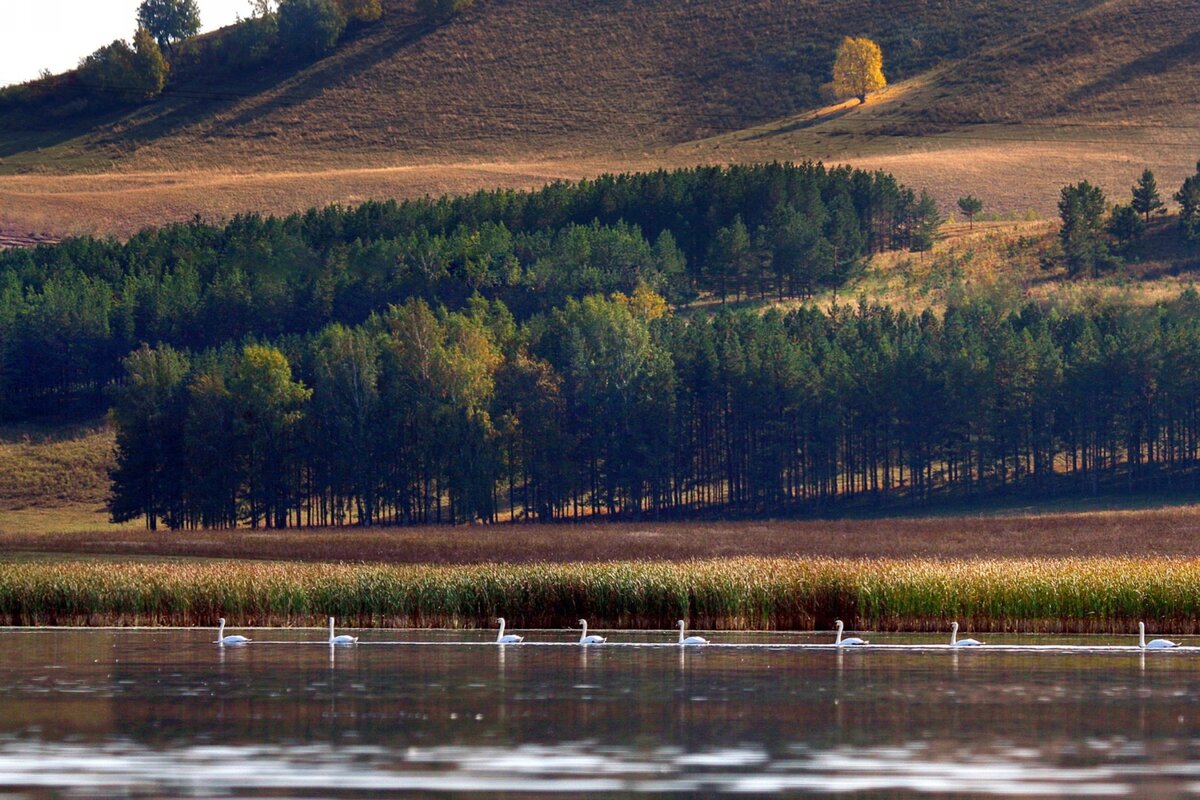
0;421;113;512
3;556;1200;633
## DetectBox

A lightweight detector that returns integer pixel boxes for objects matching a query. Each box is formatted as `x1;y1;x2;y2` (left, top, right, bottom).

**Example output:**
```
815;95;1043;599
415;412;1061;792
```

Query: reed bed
3;558;1200;632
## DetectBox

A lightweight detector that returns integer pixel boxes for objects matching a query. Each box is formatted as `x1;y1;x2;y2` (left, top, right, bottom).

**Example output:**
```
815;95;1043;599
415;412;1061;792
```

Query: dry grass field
7;503;1200;565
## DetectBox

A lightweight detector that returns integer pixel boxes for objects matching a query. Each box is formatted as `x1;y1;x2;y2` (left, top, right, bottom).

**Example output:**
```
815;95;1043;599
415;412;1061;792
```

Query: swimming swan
950;621;984;647
1139;621;1179;649
578;619;607;644
496;617;524;644
677;620;709;645
216;618;251;646
835;620;867;646
328;617;358;645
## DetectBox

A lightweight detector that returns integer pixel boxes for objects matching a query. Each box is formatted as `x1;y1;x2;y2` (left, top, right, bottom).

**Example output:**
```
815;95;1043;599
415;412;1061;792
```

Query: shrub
337;0;382;22
416;0;474;24
78;33;167;109
278;0;347;59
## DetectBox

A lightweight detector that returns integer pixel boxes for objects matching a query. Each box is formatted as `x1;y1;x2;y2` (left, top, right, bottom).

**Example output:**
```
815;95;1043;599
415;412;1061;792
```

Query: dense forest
8;159;1200;529
0;163;934;421
110;291;1200;529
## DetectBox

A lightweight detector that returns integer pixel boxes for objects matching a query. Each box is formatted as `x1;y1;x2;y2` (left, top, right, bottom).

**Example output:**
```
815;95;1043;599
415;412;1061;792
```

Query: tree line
112;288;1200;529
0;163;934;420
1057;163;1200;277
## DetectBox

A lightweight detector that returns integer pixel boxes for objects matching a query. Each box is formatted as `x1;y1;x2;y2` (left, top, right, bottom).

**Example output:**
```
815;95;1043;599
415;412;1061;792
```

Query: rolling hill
0;0;1198;238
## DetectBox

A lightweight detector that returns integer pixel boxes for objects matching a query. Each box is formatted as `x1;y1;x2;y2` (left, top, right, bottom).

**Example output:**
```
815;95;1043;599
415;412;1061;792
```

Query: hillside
0;0;1198;239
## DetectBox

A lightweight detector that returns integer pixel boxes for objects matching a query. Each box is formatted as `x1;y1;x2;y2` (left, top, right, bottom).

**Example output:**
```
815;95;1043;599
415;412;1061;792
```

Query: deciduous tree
278;0;346;59
136;0;201;50
832;37;886;103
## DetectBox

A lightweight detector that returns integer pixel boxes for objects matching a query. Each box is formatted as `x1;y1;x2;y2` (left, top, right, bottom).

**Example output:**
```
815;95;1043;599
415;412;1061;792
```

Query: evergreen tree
1058;181;1115;278
1176;162;1200;246
911;191;941;253
957;195;983;231
1131;169;1164;223
109;345;190;530
1108;204;1144;249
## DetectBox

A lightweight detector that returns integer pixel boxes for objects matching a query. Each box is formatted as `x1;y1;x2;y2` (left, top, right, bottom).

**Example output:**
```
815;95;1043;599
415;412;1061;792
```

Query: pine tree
911;191;941;253
1176;162;1200;245
1059;181;1114;278
1131;169;1164;223
957;195;983;231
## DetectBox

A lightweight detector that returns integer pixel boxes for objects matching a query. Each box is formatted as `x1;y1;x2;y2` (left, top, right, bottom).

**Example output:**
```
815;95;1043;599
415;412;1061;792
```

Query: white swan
950;621;984;647
496;617;524;644
215;618;251;646
834;620;867;646
1139;621;1179;649
578;619;606;644
328;617;358;645
677;620;709;645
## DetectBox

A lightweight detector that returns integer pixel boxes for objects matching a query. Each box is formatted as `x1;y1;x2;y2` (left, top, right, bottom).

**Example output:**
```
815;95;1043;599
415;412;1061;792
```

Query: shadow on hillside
61;15;438;156
0;106;133;161
208;17;437;137
741;103;858;142
1066;30;1200;106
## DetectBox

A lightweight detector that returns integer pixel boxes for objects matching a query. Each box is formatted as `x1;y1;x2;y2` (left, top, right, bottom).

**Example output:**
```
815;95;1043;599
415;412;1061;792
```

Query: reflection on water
2;630;1200;797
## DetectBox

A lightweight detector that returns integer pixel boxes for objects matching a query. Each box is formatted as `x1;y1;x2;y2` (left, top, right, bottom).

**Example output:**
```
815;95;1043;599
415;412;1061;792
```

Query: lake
1;628;1199;797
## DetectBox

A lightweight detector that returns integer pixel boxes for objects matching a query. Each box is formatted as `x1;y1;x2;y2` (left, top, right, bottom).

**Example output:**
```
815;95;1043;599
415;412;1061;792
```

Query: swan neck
835;622;842;645
497;619;505;640
1139;622;1146;648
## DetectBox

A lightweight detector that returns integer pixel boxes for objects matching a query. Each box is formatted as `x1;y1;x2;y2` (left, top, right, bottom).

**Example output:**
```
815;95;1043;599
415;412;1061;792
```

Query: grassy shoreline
4;557;1200;633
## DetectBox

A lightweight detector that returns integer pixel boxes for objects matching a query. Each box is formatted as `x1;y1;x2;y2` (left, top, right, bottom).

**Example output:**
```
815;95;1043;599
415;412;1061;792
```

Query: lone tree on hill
833;37;886;103
136;0;201;50
957;195;983;230
1131;169;1164;223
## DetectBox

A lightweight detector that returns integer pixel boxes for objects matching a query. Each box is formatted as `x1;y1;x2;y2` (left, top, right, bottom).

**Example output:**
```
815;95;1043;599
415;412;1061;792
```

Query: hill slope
1;0;1199;238
1;0;1101;171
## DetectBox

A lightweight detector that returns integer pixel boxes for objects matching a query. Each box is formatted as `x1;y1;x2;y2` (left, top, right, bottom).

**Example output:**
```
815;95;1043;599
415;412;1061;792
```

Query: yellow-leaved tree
833;37;886;103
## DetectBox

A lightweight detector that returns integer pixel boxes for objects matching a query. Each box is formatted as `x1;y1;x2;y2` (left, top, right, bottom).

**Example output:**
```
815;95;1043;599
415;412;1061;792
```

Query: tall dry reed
2;558;1200;632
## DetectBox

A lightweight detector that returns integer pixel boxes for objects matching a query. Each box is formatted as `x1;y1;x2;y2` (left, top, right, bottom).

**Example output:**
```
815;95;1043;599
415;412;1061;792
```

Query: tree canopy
832;37;886;103
136;0;201;49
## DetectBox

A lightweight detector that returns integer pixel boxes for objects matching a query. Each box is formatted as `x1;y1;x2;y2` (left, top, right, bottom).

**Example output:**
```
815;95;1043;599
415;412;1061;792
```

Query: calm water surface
1;629;1200;797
